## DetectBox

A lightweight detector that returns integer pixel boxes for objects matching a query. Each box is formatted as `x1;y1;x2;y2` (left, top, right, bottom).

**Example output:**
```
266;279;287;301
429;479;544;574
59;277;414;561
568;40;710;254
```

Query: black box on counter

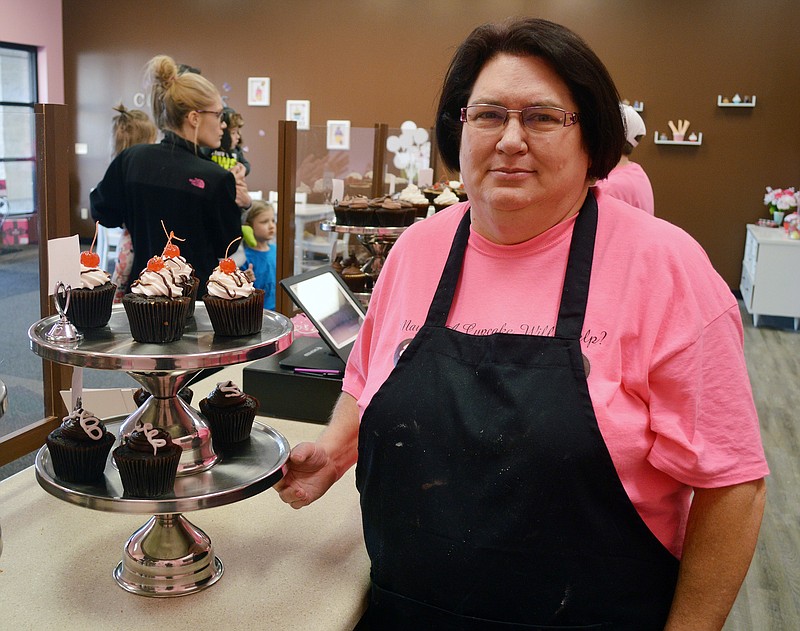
242;336;343;424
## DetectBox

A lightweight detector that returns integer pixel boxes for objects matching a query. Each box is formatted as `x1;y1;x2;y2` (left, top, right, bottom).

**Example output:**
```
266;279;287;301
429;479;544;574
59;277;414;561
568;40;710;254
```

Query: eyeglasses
195;109;224;122
460;104;579;133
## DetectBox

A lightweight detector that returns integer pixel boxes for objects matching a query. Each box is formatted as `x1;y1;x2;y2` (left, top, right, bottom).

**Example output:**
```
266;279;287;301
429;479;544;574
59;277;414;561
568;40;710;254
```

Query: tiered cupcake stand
320;221;407;302
28;304;294;597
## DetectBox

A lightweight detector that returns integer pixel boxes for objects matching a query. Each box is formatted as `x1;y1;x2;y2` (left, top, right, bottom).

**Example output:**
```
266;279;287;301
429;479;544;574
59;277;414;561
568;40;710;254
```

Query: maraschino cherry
160;220;185;258
219;237;242;274
147;256;165;272
80;221;102;268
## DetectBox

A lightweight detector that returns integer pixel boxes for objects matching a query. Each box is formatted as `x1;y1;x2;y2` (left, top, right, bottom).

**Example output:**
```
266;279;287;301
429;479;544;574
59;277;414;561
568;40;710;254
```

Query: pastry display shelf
717;95;756;107
28;303;294;597
653;131;703;145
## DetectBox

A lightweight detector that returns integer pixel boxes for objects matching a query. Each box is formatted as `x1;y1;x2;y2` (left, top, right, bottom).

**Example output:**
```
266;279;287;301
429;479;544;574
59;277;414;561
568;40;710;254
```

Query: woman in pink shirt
275;17;767;631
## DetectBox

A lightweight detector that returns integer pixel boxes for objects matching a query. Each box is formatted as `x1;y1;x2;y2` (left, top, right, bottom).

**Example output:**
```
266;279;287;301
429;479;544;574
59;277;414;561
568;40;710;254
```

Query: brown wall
63;0;800;289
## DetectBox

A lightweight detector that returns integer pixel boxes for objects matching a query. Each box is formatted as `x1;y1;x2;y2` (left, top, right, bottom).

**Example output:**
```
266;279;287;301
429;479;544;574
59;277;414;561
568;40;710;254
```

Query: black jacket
90;132;242;292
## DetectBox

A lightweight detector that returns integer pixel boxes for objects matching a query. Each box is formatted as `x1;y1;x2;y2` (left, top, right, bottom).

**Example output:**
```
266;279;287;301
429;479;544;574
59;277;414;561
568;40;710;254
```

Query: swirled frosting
205;380;247;408
398;184;429;206
434;187;459;206
206;266;254;300
130;268;185;298
163;256;194;283
123;421;173;455
60;404;107;442
80;263;111;289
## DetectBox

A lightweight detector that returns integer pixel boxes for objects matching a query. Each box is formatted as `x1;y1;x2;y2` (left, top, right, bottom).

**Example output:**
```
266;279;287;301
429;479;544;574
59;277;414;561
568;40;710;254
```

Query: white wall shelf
653;131;703;145
717;95;756;107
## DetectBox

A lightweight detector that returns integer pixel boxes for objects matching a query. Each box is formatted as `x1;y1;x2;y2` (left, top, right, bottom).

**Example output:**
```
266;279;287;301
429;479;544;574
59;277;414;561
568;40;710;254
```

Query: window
0;43;37;218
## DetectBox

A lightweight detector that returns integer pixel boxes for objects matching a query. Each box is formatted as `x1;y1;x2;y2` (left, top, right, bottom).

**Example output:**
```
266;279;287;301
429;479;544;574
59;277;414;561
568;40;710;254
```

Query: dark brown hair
435;17;624;181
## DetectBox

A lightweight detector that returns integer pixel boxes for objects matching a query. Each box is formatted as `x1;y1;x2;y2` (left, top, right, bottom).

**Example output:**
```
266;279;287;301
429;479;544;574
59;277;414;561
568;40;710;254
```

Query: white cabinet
740;224;800;330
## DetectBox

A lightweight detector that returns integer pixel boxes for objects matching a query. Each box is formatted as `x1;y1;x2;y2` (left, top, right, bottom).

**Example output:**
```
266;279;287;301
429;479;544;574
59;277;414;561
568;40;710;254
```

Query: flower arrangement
763;187;799;214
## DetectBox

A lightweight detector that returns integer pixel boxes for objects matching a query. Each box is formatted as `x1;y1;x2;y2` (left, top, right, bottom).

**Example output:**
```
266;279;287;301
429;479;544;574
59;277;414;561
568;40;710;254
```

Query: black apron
355;194;679;630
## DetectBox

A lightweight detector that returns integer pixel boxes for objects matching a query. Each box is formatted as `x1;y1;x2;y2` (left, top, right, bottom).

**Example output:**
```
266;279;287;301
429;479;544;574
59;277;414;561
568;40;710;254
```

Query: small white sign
74;143;88;155
47;235;81;295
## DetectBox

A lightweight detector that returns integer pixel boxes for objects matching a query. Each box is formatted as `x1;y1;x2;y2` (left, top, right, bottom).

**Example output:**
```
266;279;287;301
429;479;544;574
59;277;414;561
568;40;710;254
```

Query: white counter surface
0;364;369;630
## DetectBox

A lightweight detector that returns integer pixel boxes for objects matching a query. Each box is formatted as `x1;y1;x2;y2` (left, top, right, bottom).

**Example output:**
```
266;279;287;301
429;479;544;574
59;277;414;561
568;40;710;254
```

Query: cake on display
199;380;259;449
202;238;265;337
113;420;183;498
122;253;192;344
46;399;116;483
66;222;116;329
159;223;200;318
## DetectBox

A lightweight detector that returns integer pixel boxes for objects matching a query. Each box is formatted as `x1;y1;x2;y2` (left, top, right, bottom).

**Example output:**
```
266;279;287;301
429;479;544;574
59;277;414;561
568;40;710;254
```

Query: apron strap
555;191;598;339
424;207;472;328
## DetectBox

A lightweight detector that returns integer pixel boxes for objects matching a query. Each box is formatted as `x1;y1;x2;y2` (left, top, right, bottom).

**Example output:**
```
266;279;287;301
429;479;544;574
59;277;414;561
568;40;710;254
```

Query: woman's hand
273;392;361;509
274;442;339;509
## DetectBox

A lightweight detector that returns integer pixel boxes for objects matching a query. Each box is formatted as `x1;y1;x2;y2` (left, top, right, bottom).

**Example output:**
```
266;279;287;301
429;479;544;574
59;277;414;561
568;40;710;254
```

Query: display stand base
114;513;223;597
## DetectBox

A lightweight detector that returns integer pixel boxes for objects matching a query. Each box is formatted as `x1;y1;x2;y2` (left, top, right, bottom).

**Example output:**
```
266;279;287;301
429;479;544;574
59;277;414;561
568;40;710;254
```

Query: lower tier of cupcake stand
28;304;294;597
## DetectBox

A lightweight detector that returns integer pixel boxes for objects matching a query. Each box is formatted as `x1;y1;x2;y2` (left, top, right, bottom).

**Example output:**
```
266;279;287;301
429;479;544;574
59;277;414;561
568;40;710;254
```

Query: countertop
0;363;370;630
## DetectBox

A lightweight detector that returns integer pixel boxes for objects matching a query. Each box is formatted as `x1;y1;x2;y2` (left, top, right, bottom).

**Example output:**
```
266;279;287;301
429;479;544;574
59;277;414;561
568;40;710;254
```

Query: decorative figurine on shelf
688;132;698;142
659;132;668;141
668;119;690;142
732;94;742;104
722;96;731;103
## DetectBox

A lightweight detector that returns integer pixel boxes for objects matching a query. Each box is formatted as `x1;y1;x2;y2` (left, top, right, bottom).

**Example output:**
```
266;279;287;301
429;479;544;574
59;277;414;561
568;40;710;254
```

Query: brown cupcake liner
199;396;258;446
66;283;116;328
202;289;265;337
113;444;182;497
46;430;115;484
122;294;191;343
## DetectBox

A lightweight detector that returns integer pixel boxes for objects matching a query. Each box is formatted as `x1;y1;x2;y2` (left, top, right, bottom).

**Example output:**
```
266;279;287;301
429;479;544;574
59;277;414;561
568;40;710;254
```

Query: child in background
209;107;251;175
241;201;277;309
108;104;158;301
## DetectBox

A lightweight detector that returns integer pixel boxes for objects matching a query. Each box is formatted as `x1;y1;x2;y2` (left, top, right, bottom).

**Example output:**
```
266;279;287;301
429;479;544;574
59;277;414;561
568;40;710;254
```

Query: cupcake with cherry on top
202;237;265;336
159;222;200;318
66;221;117;328
122;253;192;344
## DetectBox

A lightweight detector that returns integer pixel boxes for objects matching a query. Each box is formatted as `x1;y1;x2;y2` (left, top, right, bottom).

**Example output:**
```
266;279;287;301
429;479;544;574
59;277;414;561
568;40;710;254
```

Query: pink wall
0;0;64;103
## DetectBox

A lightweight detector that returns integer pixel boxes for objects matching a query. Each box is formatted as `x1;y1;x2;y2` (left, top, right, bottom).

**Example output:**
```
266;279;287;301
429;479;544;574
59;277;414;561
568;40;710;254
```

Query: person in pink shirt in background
595;103;655;215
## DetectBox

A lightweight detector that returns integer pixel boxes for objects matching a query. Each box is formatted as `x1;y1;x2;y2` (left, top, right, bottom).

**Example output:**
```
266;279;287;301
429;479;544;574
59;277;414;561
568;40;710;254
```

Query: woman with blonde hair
91;54;250;293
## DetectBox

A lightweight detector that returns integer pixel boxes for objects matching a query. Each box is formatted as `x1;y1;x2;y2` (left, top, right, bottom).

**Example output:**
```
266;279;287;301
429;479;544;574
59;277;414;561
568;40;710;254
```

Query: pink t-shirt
594;162;655;215
343;193;768;558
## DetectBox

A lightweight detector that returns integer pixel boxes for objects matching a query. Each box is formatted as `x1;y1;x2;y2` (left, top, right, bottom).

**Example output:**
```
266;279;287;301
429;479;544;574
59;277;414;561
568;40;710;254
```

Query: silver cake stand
29;304;294;597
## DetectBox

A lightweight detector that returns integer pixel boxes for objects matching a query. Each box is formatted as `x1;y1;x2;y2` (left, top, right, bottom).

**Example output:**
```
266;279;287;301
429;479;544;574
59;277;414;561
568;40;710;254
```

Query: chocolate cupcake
66;228;117;329
199;380;259;448
341;262;368;293
122;256;191;344
202;258;265;337
113;421;182;497
67;252;116;328
46;402;115;483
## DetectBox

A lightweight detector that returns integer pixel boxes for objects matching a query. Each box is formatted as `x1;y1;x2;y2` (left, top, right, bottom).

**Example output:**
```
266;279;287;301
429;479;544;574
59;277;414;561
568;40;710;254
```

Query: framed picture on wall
248;77;271;106
326;120;350;150
286;100;311;130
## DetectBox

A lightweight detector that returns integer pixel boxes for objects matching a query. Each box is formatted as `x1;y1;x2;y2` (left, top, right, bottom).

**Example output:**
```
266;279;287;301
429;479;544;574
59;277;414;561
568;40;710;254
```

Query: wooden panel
275;119;297;318
0;416;59;467
34;103;72;419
